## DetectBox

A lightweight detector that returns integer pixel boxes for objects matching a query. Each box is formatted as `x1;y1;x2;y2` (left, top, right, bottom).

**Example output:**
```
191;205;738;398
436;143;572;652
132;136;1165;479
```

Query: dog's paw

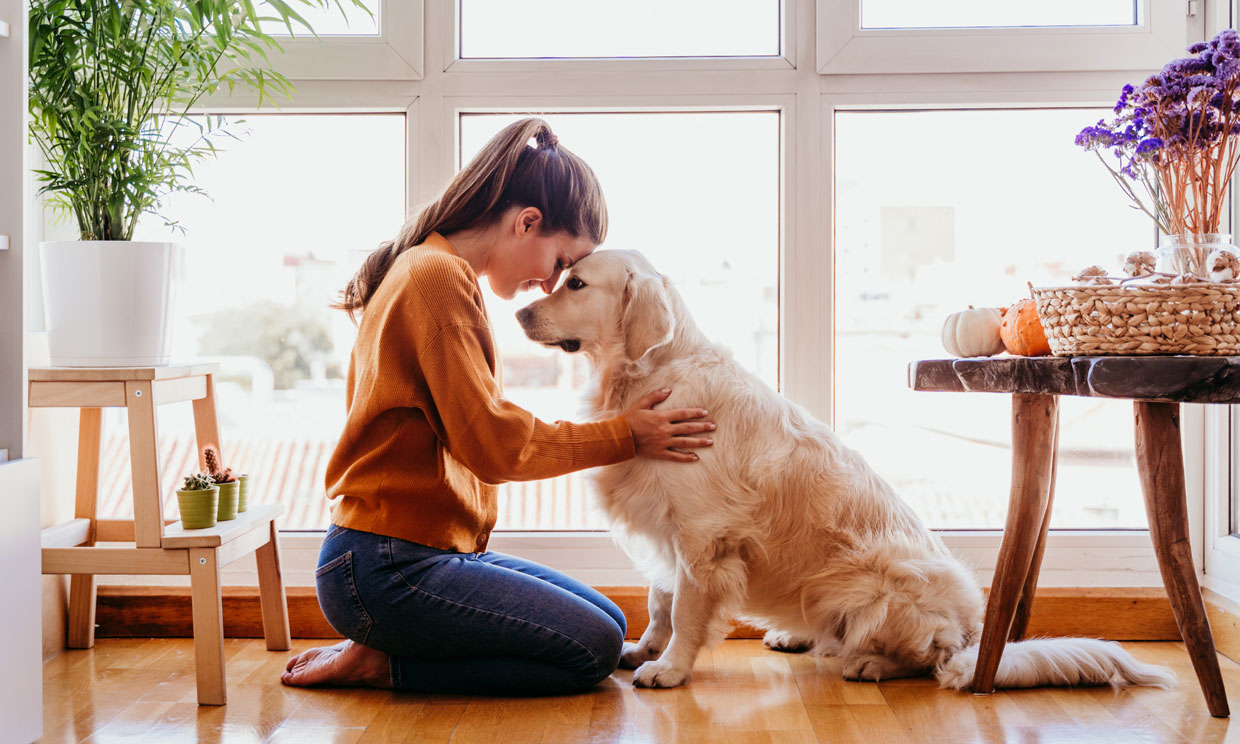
763;630;814;654
632;659;691;689
842;654;891;682
619;641;662;670
842;654;923;682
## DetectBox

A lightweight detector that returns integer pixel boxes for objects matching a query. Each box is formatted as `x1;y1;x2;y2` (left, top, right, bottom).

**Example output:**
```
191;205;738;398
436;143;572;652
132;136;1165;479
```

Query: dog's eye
566;276;586;290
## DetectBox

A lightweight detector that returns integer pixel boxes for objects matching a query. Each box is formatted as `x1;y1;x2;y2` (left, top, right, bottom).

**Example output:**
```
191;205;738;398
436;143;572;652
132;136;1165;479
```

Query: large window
46;0;1217;589
95;114;406;530
461;111;780;529
818;0;1189;74
260;0;379;35
860;0;1138;29
834;109;1150;529
459;0;780;58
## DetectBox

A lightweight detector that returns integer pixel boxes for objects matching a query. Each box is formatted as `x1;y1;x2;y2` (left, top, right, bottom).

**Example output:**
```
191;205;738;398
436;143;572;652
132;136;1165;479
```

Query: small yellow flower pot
176;486;219;529
237;473;250;513
216;481;239;521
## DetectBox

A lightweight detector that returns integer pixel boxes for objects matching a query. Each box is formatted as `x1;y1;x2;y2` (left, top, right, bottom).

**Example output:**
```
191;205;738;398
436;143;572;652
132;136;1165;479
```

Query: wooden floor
37;638;1240;743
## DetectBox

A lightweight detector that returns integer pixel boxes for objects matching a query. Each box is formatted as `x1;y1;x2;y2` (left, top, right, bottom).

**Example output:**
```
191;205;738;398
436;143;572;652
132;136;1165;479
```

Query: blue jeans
315;524;627;695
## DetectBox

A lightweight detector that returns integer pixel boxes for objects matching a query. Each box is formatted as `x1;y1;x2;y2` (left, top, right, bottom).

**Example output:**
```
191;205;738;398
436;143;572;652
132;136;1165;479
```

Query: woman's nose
540;266;563;294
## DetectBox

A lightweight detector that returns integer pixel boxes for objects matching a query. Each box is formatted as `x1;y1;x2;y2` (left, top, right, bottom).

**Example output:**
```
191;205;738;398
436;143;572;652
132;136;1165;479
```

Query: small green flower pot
216;480;239;521
237;474;249;513
176;486;219;529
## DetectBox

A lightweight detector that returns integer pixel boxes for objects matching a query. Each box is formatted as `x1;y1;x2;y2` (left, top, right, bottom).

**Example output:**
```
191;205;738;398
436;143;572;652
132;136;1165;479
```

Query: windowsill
92;527;1166;589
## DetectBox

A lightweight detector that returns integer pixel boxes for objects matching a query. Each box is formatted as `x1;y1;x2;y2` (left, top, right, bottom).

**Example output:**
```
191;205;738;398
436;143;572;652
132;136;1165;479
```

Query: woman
282;118;714;695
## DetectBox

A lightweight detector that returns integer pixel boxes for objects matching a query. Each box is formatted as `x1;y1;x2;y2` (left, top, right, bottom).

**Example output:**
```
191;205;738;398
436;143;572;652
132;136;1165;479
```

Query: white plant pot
40;241;180;367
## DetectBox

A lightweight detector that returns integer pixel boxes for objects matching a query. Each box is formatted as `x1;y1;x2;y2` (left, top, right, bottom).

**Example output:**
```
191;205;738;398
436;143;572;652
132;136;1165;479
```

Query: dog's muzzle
515;307;581;353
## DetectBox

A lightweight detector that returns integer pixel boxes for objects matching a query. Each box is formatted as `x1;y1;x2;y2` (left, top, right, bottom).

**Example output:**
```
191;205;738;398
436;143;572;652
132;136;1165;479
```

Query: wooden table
909;355;1232;717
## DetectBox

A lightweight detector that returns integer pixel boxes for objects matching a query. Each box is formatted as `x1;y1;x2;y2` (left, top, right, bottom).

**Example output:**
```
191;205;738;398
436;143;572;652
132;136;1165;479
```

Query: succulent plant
203;444;237;483
182;472;215;491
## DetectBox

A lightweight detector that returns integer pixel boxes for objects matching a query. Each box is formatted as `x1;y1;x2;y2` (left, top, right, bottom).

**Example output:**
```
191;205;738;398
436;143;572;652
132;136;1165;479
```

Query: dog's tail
934;637;1175;690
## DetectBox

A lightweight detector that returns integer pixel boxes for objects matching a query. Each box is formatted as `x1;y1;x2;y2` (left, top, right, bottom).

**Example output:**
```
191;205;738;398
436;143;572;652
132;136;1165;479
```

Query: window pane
460;0;779;58
835;109;1151;529
861;0;1137;29
461;111;780;529
260;0;379;36
103;114;406;530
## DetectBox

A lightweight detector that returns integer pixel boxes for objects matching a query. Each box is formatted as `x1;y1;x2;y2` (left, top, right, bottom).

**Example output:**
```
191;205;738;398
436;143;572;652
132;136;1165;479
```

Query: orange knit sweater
326;232;635;553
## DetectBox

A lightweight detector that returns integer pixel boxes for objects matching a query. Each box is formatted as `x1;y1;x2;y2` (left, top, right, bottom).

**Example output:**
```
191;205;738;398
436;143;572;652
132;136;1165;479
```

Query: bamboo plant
28;0;368;241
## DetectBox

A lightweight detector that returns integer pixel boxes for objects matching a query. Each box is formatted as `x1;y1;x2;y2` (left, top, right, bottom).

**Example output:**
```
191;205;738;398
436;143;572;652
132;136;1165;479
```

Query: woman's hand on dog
623;388;715;462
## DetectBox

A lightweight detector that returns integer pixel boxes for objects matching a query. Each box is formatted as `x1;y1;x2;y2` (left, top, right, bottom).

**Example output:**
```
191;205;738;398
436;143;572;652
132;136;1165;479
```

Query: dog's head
516;249;675;363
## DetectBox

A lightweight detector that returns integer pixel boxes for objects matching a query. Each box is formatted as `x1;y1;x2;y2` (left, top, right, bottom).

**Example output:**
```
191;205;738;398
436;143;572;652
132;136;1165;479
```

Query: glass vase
1156;233;1240;280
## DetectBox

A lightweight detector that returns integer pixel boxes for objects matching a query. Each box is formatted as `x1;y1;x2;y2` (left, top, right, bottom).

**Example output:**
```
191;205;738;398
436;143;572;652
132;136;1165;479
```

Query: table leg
972;393;1059;693
1134;401;1229;717
190;547;227;705
192;373;222;470
125;381;164;549
67;408;102;649
1009;420;1059;642
255;520;291;651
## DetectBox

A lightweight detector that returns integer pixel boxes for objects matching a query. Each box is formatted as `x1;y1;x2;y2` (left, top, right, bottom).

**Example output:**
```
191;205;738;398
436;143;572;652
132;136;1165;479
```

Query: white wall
1;2;43;741
0;0;24;458
0;459;42;744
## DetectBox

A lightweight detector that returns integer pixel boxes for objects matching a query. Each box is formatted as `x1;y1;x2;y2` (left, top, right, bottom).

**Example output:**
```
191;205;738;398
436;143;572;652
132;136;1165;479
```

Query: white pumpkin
942;306;1005;358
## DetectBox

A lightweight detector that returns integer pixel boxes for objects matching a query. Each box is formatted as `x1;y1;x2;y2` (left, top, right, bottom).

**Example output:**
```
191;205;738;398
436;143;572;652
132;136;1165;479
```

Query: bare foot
282;640;392;688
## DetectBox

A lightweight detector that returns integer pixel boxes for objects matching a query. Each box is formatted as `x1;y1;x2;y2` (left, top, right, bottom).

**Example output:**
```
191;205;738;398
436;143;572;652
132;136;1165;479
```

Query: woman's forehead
564;235;597;261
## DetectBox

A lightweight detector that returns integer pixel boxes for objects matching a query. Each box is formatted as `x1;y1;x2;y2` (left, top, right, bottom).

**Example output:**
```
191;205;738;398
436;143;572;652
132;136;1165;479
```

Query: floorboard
37;639;1240;743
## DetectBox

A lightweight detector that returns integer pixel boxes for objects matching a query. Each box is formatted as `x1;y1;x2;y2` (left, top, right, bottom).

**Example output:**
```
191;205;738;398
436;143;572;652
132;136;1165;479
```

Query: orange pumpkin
999;299;1051;356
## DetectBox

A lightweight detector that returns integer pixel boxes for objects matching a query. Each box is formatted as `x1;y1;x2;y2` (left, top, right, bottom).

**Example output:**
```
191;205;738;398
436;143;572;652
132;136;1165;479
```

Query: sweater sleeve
418;322;635;485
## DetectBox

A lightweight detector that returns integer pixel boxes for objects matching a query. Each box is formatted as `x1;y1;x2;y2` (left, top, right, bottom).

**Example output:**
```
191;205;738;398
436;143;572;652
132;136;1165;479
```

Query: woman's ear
622;270;675;361
516;206;542;235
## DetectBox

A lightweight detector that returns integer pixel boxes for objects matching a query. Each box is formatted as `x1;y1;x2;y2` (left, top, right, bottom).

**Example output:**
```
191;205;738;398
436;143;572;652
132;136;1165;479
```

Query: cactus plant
177;471;219;529
182;472;215;491
203;444;237;483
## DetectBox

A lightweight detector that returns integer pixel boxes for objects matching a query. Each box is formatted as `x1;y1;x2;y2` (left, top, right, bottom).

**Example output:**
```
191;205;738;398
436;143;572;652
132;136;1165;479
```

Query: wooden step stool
31;364;291;705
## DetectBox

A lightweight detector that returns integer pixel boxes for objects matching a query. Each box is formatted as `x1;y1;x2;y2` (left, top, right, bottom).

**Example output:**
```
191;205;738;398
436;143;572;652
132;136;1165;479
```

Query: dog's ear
622;270;675;361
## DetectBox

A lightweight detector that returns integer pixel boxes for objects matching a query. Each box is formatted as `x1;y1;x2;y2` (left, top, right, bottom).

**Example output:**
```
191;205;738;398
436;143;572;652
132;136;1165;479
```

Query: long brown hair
333;117;608;322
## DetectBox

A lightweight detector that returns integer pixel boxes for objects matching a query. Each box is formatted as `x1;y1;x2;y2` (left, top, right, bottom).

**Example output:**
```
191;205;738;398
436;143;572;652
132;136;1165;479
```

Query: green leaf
28;0;336;239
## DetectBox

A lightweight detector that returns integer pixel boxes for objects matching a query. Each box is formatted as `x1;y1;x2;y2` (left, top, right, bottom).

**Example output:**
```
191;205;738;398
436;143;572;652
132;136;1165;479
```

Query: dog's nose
515;307;534;328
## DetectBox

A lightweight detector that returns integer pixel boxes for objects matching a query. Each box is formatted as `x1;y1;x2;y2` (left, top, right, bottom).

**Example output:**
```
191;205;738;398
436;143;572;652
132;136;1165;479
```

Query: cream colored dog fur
517;249;1174;692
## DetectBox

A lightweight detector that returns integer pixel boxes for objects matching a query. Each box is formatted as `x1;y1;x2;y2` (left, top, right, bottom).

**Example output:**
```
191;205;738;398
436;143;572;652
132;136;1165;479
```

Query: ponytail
333;117;608;322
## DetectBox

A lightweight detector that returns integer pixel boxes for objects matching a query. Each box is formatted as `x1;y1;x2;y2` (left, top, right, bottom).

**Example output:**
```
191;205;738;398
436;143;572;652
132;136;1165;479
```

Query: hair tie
540;132;559;149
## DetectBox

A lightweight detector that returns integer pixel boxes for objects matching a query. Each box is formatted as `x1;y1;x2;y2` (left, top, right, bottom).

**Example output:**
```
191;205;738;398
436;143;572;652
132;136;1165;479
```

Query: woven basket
1030;282;1240;356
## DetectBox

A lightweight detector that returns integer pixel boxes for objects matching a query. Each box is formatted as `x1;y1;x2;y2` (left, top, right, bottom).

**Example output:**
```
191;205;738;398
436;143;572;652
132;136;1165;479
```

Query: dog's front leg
633;560;739;689
619;585;672;669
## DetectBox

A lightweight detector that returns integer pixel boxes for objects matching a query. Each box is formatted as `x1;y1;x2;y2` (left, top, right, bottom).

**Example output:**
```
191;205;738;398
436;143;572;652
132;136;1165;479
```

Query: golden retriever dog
516;249;1173;692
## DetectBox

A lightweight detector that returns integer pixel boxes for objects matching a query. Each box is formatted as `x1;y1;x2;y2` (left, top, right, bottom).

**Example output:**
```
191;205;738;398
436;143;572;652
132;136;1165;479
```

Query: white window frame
817;0;1191;75
261;0;423;80
1202;0;1240;596
83;0;1212;591
1199;0;1240;604
1203;406;1240;594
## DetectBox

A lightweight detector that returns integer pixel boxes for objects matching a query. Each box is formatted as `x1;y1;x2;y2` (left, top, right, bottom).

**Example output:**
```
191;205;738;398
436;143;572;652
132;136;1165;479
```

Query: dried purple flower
1135;137;1163;161
1077;29;1240;235
1115;83;1135;113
